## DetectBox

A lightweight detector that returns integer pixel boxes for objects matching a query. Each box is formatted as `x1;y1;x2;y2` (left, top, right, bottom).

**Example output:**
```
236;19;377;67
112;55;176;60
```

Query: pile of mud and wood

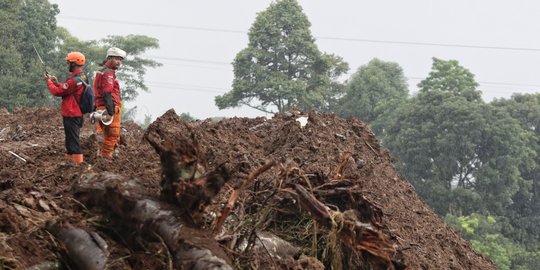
0;107;495;269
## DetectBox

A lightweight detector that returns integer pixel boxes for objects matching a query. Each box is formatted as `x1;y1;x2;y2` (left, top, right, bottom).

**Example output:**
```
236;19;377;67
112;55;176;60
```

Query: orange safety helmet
65;52;85;65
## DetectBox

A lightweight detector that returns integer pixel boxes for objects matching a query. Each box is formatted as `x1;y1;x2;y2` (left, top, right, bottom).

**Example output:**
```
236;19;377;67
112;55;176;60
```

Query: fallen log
73;172;233;270
45;221;108;270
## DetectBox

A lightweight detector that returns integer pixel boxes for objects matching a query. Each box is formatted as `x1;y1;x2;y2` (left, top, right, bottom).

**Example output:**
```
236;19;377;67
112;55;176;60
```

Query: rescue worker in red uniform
93;47;126;158
45;52;88;164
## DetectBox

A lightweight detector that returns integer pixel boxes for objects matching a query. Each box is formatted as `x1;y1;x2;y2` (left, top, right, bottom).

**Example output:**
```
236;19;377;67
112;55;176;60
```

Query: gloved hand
49;75;59;86
104;92;115;116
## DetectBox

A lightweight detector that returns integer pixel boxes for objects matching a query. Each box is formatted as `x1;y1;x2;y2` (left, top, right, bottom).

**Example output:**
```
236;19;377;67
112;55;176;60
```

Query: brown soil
0;107;495;269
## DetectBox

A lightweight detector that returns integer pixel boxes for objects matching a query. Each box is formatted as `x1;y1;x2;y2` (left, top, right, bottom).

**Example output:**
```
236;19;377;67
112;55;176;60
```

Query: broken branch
214;160;276;232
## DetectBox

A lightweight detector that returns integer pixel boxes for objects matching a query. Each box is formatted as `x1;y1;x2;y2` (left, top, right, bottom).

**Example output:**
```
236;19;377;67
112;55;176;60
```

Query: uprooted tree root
213;159;405;270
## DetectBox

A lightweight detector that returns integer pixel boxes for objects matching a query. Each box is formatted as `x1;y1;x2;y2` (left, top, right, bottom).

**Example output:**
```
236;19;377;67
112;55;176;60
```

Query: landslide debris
0;107;495;269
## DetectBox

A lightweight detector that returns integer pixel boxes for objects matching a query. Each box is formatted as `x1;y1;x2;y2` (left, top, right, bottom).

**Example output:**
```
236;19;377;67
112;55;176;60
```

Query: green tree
492;94;540;244
0;0;59;109
384;59;532;215
179;112;196;121
215;0;348;113
418;57;481;102
445;214;540;270
446;214;512;269
338;58;409;135
311;53;349;113
0;0;24;76
0;0;161;110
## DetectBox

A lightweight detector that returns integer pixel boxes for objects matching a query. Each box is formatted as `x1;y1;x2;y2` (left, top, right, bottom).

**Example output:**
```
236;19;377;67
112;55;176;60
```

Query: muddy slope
0;107;494;269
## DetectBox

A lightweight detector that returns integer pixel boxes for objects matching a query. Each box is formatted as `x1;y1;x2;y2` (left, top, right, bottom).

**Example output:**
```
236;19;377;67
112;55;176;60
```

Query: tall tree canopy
338;58;409;134
492;94;540;243
383;59;533;216
0;0;161;110
418;57;482;102
0;0;59;109
215;0;348;113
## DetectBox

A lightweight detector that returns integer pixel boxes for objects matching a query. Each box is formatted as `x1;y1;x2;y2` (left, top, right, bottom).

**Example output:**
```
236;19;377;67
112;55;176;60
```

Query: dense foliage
383;61;533;216
337;58;409;135
0;0;161;111
355;58;539;269
215;0;348;113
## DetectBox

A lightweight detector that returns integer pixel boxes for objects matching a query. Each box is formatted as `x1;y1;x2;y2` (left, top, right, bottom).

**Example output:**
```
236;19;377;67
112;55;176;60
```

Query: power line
56;16;540;93
147;81;225;91
59;15;540;52
158;61;232;71
59;15;245;34
146;82;226;94
145;78;540;97
145;55;230;65
316;36;540;52
146;84;225;94
145;74;540;95
144;69;540;92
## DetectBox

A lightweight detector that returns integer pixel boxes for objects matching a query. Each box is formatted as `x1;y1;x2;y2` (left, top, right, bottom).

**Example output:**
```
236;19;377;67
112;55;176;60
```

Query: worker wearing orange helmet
93;47;126;158
44;52;89;164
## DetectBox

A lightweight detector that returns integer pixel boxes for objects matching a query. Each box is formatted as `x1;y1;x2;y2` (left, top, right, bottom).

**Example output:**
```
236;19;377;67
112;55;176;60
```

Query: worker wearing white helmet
93;47;127;158
106;47;127;59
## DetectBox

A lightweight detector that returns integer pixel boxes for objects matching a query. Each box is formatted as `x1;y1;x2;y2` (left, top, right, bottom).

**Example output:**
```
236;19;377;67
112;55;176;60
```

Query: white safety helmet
106;47;127;59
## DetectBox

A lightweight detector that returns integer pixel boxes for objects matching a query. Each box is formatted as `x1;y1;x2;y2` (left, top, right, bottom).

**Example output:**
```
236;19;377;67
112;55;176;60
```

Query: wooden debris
214;160;276;232
38;199;50;212
291;184;404;270
144;113;232;219
45;221;108;270
73;173;234;270
8;150;26;163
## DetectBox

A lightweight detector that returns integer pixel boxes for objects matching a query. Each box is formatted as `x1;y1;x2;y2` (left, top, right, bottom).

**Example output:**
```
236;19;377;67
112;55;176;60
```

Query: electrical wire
59;15;540;52
57;16;540;94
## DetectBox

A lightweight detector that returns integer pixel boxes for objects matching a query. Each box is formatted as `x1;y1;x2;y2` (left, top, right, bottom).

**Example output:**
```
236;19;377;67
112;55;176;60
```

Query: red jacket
47;69;84;117
94;63;122;107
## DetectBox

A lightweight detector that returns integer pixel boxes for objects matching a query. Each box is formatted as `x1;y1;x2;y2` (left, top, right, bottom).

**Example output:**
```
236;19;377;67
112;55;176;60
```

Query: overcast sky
49;0;540;121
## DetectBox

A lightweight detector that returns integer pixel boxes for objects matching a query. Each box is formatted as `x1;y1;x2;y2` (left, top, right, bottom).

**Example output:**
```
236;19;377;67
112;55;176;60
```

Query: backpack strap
74;72;90;84
75;77;88;87
72;73;89;105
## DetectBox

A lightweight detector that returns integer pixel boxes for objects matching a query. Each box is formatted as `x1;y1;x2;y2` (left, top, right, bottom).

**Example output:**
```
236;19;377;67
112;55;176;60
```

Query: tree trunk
73;172;233;270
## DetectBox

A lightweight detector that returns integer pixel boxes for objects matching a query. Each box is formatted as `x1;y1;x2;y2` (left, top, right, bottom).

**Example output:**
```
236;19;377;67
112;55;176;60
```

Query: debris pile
0;107;495;269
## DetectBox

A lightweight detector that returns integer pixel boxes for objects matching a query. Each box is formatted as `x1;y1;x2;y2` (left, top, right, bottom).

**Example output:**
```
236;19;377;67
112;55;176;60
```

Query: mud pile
0;107;495;269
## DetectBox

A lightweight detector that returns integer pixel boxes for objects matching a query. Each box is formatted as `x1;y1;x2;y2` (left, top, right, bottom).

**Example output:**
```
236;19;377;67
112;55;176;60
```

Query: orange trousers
96;105;121;158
